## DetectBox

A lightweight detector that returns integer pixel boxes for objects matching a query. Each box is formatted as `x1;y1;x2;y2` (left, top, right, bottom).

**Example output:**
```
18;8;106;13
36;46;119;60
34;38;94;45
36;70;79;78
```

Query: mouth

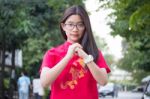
71;33;79;37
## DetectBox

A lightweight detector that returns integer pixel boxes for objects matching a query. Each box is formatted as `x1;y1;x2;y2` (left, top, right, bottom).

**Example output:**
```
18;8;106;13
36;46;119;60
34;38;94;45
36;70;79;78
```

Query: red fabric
40;41;111;99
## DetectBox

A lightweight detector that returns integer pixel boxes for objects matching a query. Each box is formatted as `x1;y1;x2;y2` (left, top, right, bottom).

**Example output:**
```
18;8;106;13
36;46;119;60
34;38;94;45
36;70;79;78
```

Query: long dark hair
60;5;99;62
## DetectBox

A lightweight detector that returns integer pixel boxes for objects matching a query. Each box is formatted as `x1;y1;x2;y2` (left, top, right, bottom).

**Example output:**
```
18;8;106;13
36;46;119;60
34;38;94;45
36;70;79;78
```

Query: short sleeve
96;50;111;73
39;49;56;72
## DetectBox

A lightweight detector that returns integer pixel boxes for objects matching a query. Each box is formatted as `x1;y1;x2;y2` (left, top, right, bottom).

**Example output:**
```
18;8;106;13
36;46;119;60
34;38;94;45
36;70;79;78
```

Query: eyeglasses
64;23;85;30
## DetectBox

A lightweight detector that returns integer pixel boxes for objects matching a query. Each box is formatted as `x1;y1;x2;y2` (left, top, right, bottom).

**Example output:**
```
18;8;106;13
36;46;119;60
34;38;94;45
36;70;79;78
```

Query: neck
67;39;78;44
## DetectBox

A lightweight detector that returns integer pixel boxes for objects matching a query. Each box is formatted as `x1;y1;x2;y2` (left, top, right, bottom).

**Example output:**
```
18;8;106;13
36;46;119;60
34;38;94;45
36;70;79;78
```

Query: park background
0;0;149;98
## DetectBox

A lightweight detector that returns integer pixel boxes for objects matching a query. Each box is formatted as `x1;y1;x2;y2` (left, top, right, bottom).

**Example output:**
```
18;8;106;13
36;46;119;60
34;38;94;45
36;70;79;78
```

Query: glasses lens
65;24;74;30
77;24;84;30
65;23;84;30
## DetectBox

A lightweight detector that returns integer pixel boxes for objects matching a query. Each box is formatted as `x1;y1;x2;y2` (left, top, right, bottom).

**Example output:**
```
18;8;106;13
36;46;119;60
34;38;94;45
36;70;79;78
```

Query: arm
86;62;108;86
76;48;108;86
40;55;70;88
40;43;82;88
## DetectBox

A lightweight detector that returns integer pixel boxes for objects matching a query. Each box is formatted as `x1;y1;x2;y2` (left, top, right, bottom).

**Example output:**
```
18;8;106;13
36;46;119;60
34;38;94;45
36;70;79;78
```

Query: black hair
60;5;99;62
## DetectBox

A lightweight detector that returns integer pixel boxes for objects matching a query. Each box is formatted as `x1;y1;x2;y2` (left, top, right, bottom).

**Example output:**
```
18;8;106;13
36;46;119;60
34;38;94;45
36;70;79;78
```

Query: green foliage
0;0;84;76
4;79;9;89
99;0;150;84
101;0;150;70
0;1;27;50
129;4;150;32
22;0;84;75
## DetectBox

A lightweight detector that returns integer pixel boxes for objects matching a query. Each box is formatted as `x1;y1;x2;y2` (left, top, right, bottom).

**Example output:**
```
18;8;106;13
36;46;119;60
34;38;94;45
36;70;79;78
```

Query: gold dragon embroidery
60;58;87;89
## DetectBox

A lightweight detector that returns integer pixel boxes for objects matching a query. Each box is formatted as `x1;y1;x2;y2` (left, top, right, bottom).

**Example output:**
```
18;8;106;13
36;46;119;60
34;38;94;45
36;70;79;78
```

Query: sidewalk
13;91;34;99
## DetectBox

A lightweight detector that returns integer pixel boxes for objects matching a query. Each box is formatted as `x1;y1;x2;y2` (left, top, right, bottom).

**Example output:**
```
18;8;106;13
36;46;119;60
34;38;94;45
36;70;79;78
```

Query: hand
66;43;82;59
75;47;88;59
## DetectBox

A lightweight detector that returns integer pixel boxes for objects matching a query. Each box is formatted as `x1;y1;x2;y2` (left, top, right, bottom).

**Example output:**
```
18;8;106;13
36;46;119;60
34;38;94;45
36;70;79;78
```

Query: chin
71;38;79;42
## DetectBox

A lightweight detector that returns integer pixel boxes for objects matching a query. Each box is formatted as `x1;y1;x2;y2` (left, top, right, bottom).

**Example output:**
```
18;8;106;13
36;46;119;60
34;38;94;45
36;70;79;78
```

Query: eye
68;24;74;27
77;23;84;27
65;23;73;27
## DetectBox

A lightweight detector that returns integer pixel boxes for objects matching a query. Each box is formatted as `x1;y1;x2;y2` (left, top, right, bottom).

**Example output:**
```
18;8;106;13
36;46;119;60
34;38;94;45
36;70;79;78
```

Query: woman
40;5;111;99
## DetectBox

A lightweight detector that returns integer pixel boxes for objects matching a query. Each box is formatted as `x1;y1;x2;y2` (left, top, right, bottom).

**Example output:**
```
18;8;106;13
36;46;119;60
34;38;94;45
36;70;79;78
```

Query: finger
75;47;79;52
74;43;83;49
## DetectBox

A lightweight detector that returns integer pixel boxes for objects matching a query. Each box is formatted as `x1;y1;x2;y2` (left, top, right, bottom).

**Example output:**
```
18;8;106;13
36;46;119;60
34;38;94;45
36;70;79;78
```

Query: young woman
40;5;111;99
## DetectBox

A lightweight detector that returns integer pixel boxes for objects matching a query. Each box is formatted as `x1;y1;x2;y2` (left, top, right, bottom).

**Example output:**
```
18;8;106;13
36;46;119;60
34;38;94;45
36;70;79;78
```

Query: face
61;15;85;43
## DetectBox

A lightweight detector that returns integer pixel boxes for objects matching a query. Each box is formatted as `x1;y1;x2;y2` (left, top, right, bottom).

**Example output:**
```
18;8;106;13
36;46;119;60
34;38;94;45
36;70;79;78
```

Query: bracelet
83;55;94;64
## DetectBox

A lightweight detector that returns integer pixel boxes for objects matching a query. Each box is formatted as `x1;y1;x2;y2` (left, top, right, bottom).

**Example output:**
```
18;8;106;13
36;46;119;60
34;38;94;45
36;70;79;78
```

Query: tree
0;1;31;98
98;0;150;83
0;0;84;98
22;0;84;75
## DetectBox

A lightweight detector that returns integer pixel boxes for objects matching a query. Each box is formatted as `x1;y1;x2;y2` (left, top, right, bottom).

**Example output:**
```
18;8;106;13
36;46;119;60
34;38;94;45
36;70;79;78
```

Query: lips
70;34;80;40
71;33;79;37
71;34;78;36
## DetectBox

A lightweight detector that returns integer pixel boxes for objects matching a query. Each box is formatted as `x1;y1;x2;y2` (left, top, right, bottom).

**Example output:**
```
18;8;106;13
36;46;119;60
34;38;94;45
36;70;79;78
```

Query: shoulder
25;76;30;80
46;42;66;55
98;49;103;55
18;77;21;81
98;48;103;52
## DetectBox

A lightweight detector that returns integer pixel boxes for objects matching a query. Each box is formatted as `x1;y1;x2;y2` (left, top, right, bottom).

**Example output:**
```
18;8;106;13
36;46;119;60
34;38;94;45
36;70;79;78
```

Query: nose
72;25;79;31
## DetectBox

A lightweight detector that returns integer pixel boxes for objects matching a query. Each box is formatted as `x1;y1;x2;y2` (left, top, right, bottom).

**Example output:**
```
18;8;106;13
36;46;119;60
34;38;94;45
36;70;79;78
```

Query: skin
40;15;108;88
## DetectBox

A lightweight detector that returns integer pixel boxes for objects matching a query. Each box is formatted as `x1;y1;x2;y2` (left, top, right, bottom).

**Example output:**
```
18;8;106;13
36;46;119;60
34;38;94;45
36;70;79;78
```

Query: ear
61;23;66;31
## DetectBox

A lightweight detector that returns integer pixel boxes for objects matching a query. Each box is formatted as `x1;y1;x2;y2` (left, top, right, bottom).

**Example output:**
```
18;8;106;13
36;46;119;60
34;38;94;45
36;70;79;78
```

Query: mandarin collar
64;41;72;47
63;41;79;58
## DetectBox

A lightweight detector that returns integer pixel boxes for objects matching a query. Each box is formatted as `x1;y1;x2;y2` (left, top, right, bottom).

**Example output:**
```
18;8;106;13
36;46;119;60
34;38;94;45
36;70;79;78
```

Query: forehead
65;14;83;23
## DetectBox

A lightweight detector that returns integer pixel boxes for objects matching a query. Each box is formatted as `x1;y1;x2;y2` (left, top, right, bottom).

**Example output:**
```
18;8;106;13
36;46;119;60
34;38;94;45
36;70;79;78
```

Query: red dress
40;41;111;99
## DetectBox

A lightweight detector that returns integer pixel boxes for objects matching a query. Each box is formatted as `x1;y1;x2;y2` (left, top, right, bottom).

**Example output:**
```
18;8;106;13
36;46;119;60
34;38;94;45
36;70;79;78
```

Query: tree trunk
0;39;6;99
9;48;16;98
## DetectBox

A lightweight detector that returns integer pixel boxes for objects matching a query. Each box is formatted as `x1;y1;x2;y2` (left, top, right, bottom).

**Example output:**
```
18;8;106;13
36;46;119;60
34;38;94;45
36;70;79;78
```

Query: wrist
64;54;71;60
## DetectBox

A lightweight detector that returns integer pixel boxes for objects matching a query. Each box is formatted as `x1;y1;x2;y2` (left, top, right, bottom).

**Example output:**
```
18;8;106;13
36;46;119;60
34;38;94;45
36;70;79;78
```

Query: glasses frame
64;23;85;30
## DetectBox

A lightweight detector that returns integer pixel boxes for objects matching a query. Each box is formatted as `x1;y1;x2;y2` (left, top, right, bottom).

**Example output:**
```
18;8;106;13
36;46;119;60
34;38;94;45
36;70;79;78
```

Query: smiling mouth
71;33;79;36
71;34;79;36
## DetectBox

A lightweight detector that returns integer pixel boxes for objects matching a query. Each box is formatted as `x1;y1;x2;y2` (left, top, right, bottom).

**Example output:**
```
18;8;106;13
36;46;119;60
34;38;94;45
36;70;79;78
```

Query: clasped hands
66;43;88;59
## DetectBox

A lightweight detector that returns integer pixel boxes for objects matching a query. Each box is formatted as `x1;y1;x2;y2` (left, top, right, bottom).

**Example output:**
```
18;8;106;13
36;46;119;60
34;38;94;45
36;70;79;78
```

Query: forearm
86;62;108;86
76;48;108;85
40;55;70;88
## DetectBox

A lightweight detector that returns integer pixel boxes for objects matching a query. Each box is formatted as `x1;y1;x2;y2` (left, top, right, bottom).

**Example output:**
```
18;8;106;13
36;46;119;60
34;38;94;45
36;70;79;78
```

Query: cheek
80;30;85;37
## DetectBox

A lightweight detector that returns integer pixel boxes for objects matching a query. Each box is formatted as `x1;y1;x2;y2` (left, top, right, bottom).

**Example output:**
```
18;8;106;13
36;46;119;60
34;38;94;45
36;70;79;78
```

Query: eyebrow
66;21;83;24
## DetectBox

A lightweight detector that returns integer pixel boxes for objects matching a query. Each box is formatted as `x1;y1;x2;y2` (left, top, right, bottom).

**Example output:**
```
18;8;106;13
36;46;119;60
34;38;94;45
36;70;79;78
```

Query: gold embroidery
78;69;84;78
60;58;87;90
77;58;85;67
60;80;78;89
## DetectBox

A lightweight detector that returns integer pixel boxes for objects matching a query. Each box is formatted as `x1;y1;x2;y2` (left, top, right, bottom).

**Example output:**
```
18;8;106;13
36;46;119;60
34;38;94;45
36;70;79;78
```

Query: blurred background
0;0;149;99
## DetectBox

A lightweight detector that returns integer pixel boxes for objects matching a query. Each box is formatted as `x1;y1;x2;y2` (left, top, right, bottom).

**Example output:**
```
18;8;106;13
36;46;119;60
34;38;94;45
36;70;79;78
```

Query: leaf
129;4;150;31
